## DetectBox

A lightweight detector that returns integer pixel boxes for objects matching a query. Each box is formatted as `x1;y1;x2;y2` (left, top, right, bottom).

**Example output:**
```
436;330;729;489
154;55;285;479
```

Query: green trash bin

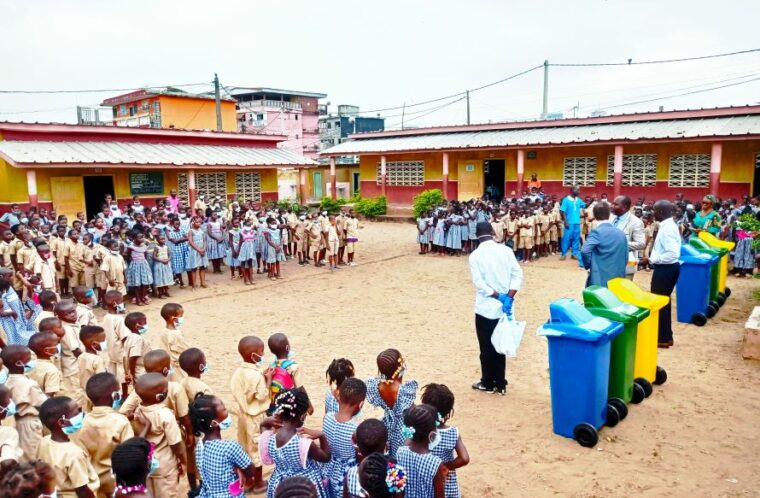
689;237;724;308
583;285;651;407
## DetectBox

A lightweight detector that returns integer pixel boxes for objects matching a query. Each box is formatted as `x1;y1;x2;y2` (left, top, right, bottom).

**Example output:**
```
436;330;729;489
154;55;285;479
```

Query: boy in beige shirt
54;301;83;397
26;332;63;398
229;335;271;493
63;229;87;287
1;345;48;461
101;290;128;388
99;240;126;296
0;384;23;465
123;312;151;383
73;286;97;327
77;326;108;398
157;303;189;382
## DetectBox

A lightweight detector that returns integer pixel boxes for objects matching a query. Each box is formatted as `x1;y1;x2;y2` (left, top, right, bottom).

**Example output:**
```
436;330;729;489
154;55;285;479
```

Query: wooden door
457;160;483;201
50;176;85;221
313;171;323;199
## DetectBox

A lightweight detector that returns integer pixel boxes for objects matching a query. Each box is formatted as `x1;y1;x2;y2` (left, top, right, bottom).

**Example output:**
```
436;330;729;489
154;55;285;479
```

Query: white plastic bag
491;313;526;357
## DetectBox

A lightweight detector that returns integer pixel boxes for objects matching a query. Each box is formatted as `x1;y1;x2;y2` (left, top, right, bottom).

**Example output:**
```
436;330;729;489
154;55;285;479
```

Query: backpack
269;359;296;403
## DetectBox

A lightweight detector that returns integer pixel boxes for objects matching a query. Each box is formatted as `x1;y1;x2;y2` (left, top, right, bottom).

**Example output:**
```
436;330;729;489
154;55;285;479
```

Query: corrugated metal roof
0;140;316;167
321;115;760;155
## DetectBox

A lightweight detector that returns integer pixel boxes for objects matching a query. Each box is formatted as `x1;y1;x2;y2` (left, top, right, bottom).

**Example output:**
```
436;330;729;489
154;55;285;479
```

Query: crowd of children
0;272;469;498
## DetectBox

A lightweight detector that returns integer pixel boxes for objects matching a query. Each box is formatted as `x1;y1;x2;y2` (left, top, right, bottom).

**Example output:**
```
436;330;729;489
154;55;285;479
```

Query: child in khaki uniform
133;373;187;498
36;396;99;498
77;326;108;400
158;303;190;383
78;372;138;498
505;213;518;249
81;233;98;291
54;301;83;398
229;336;271;493
0;384;23;464
92;239;110;306
123;312;151;383
345;211;360;266
1;345;48;461
73;286;97;327
63;230;87;287
518;211;536;262
100;240;127;296
179;347;214;493
27;332;63;398
101;290;128;388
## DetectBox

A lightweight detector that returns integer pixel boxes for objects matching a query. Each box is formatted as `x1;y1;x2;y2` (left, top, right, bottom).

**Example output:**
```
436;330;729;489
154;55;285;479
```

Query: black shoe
491;387;507;396
471;382;493;392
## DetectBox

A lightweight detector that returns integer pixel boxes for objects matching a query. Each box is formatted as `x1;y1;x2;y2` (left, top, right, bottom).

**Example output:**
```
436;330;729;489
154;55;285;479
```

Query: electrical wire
386;95;467;129
550;47;760;67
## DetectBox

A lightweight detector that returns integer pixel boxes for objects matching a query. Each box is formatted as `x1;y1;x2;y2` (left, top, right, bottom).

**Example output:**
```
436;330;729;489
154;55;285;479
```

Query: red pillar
298;168;308;204
442;153;449;199
188;169;197;211
613;145;623;198
380;155;387;197
26;169;38;208
516;149;525;194
710;143;722;197
330;157;337;200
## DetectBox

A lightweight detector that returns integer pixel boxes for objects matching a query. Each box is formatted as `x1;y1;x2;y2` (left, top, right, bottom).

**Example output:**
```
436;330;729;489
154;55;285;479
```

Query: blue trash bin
677;245;718;326
538;298;623;448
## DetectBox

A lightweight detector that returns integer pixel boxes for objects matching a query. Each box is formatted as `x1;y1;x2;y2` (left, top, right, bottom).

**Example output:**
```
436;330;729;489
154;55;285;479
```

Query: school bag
269;359;296;403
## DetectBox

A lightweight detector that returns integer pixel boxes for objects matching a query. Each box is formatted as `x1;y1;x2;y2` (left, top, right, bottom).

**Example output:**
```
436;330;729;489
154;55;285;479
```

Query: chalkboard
129;172;164;195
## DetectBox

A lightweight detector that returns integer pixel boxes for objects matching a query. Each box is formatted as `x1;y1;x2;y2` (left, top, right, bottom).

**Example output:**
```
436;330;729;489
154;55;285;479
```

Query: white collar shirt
650;218;681;265
468;239;523;319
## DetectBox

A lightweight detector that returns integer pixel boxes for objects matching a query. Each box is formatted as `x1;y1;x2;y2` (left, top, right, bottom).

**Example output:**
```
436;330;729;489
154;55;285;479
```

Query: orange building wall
158;96;237;132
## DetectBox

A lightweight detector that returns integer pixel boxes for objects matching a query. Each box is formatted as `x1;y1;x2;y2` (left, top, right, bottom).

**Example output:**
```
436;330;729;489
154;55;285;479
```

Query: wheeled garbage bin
537;298;623;448
583;285;650;407
677;245;718;325
698;231;735;301
689;237;724;308
607;278;669;394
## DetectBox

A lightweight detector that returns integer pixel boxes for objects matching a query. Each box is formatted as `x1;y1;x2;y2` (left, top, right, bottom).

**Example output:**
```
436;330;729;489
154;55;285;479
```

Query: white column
330;156;337;200
710;143;722;196
442;152;449;176
380;155;387;196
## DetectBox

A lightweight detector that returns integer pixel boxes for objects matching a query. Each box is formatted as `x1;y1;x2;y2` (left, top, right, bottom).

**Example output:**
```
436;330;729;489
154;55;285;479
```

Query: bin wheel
605;405;621;428
717;293;726;306
573;423;598;448
710;299;721;311
654;366;668;386
634;377;653;398
706;304;717;318
631;382;646;404
608;398;628;420
725;287;732;298
692;312;708;326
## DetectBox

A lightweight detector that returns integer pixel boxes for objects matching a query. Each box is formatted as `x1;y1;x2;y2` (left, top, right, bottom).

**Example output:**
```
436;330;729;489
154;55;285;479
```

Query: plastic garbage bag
491;313;526;357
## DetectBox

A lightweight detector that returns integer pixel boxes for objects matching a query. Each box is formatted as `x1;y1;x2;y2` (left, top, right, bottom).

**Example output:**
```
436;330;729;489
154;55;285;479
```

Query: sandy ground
123;221;760;497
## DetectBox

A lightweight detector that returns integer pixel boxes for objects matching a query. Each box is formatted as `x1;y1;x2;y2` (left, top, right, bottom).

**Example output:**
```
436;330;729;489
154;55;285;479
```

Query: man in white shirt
640;201;681;348
612;196;646;279
469;222;523;395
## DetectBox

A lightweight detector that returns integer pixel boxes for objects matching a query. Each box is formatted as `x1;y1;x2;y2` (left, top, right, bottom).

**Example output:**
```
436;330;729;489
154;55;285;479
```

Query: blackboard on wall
129;172;164;195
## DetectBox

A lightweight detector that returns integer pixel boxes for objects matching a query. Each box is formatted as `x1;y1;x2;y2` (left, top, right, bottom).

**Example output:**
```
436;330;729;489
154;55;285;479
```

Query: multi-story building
319;105;385;161
228;87;327;160
102;87;238;132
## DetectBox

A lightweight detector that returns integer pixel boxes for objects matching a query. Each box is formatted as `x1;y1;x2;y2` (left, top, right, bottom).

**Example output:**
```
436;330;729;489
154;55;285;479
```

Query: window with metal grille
606;154;657;186
376;161;425;186
562;157;597;187
177;172;227;205
234;172;262;203
668;154;710;187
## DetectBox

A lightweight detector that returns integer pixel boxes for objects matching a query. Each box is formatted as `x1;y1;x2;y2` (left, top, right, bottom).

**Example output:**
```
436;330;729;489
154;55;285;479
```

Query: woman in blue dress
167;217;190;288
260;389;330;498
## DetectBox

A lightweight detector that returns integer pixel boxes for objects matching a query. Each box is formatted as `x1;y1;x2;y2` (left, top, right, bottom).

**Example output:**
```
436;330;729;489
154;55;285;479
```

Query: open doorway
83;176;115;219
754;153;760;196
483;159;505;200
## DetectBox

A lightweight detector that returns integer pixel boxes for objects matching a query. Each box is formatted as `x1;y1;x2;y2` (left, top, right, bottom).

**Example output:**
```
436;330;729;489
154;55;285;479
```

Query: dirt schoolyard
129;221;760;497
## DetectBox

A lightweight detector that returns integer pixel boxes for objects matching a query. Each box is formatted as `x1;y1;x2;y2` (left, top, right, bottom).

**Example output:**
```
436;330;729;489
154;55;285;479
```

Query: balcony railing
239;100;302;111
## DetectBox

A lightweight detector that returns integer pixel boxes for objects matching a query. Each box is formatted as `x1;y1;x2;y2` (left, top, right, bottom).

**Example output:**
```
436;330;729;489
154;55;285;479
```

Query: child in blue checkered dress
226;219;242;281
126;231;153;305
260;389;331;498
167;219;189;288
421;384;470;498
322;378;366;498
324;358;355;415
188;393;257;498
396;404;446;498
344;419;389;498
186;217;209;289
152;234;173;298
206;214;226;274
365;349;417;459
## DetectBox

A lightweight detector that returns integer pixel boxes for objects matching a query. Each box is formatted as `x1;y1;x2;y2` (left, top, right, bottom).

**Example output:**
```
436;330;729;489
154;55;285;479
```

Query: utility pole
466;90;470;125
401;102;406;130
541;60;549;119
214;73;222;131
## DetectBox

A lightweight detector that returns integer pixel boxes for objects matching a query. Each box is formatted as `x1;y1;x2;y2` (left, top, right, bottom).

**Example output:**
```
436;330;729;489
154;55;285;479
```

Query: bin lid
608;278;669;311
680;244;718;265
538;298;624;341
698;230;736;251
583;286;649;322
690;236;726;256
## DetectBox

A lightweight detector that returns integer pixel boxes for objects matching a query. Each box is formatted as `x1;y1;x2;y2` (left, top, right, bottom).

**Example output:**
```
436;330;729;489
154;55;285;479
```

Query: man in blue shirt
0;204;22;229
559;186;586;262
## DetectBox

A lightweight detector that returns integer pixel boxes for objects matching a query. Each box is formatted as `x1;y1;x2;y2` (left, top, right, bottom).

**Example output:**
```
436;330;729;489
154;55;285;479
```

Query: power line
550;47;760;67
0;82;212;95
386;96;467;129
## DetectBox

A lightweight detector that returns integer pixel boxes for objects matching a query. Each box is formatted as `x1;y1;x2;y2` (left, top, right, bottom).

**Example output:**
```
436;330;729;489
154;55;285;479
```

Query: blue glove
498;294;514;316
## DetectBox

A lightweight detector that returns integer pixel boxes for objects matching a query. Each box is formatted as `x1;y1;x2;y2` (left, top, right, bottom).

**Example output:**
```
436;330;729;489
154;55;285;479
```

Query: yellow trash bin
698;231;735;298
608;278;669;394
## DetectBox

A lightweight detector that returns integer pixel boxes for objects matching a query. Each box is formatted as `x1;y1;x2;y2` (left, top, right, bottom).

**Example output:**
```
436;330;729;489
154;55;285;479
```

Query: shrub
355;196;387;218
319;197;347;214
412;189;445;218
276;199;303;214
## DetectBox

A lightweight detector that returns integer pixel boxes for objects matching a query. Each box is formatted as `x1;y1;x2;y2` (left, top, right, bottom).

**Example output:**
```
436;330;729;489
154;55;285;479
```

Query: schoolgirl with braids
396;404;446;498
365;348;418;458
274;475;317;498
260;388;331;498
344;419;389;498
324;357;355;414
421;383;470;498
358;452;406;498
0;460;57;498
188;393;257;497
111;437;153;497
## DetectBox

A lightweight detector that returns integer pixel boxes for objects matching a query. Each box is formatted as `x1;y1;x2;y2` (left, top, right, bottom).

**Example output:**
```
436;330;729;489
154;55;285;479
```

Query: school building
320;106;760;204
0;122;316;220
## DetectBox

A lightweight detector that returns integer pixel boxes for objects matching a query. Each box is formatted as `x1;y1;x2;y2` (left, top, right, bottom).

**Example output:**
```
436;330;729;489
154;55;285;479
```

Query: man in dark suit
581;202;628;288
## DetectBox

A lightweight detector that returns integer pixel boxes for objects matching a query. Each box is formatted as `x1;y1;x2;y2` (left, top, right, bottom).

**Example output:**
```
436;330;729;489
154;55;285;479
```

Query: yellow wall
158;96;237;132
